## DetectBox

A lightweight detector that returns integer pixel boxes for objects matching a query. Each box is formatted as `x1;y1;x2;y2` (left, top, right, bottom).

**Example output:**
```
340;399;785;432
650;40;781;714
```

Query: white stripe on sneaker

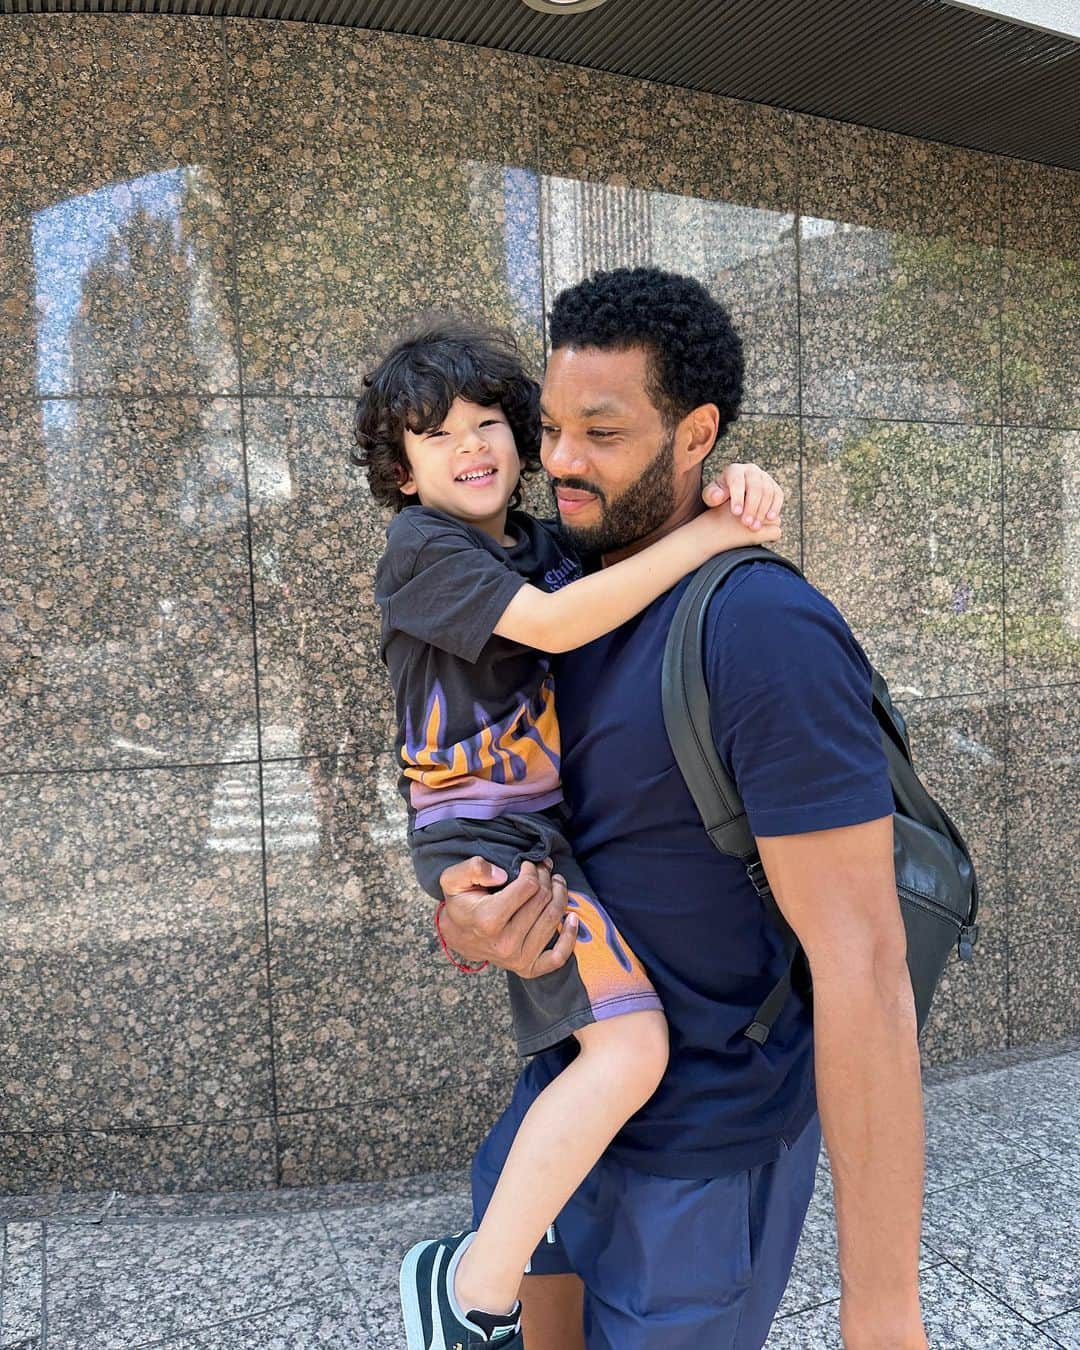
427;1245;448;1350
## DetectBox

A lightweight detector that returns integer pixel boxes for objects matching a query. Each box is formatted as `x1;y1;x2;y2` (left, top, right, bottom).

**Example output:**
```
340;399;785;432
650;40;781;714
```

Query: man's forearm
813;956;925;1338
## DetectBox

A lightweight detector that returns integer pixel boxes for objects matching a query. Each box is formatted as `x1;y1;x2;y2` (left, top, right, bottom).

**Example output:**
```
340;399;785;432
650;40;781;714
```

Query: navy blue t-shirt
524;557;896;1179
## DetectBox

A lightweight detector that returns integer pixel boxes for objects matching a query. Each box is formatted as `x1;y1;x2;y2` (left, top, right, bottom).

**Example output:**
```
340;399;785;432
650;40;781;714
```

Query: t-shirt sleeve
375;513;528;663
705;564;895;837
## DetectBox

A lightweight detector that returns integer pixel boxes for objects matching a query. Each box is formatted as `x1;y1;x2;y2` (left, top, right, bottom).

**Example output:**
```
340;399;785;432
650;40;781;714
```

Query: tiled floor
2;1038;1078;1349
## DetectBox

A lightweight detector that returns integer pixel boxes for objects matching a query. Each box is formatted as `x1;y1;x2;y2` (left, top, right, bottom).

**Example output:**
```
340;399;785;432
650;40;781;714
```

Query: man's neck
600;495;706;568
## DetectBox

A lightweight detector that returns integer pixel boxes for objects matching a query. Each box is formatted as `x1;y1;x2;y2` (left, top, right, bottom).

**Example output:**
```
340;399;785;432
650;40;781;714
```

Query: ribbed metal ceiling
3;0;1077;170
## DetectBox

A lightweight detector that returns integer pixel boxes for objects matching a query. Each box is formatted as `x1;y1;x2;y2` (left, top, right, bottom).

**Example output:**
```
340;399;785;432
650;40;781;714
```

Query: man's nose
543;432;589;479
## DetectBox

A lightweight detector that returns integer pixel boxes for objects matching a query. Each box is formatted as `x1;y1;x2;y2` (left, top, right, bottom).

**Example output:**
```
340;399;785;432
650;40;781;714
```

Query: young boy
353;319;784;1349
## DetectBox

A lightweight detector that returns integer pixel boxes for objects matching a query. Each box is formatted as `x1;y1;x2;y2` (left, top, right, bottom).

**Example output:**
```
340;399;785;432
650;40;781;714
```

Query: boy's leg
454;1008;667;1316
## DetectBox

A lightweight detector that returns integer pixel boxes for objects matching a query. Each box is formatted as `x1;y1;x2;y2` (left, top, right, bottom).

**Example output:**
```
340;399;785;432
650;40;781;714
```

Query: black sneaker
399;1230;523;1349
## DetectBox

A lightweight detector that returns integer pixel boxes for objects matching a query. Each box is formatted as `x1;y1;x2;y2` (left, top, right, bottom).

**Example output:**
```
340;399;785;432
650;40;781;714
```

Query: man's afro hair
548;267;744;442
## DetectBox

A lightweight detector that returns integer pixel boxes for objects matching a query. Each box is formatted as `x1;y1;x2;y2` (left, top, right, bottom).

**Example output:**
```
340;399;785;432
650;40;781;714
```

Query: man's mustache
550;477;607;504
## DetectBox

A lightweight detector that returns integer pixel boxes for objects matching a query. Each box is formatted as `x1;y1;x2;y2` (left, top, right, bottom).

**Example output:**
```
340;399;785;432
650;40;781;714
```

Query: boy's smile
400;397;522;544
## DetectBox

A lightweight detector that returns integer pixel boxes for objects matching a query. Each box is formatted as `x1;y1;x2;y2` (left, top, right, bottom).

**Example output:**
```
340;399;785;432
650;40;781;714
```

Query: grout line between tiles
793;113;806;576
40;1218;47;1350
126;1286;355;1350
997;153;1014;1055
931;1254;1061;1335
219;13;283;1186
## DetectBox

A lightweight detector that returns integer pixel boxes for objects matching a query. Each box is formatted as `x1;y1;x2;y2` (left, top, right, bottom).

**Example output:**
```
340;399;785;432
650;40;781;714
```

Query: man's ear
677;403;721;469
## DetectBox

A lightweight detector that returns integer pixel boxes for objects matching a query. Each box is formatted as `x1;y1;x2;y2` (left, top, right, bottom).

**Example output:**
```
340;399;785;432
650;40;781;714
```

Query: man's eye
588;430;615;439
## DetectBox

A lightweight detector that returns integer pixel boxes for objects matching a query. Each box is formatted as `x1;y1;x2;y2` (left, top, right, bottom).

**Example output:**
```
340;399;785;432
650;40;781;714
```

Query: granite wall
0;15;1077;1197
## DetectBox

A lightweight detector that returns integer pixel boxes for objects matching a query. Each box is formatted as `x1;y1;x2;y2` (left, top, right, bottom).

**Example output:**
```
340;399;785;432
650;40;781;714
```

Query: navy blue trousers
472;1063;820;1349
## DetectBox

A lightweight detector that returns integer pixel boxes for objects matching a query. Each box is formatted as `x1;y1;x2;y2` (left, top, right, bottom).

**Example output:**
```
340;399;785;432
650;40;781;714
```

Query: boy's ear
394;461;417;496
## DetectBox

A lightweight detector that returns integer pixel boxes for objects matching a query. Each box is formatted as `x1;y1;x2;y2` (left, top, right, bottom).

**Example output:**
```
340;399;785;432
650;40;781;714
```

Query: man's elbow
809;931;911;1009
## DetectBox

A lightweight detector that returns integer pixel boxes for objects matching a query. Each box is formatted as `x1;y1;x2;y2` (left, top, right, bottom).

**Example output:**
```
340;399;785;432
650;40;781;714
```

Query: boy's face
399;396;521;538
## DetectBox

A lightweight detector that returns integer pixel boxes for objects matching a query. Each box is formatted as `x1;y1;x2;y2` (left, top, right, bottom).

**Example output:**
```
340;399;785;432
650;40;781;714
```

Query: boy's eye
425;429;448;439
540;424;557;436
480;418;504;427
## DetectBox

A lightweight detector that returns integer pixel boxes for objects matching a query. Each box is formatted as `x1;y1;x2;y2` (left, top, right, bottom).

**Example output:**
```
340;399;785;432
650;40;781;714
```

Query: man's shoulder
705;555;837;620
702;555;866;676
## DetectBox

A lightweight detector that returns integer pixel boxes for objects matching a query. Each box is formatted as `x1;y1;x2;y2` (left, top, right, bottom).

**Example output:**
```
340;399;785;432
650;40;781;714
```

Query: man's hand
702;461;785;531
438;856;578;979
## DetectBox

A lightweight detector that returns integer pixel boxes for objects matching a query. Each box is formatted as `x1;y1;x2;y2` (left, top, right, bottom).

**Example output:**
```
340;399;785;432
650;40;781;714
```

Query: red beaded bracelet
434;899;490;974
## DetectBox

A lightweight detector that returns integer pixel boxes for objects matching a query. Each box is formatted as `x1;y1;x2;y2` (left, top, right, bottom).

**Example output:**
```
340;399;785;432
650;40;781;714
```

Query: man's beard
550;427;677;560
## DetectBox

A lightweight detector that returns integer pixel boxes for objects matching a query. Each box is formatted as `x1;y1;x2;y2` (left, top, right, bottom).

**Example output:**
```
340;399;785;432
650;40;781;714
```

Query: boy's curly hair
549;267;744;445
351;318;543;513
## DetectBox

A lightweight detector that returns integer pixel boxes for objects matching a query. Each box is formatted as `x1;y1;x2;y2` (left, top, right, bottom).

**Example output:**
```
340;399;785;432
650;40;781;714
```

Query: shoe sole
399;1239;432;1350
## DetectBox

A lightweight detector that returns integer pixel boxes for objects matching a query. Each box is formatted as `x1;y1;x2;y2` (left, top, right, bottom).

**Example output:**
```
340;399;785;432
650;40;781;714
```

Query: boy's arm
494;507;780;653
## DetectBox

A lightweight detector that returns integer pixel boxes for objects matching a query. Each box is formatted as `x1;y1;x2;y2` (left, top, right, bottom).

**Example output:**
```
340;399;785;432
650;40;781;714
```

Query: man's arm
755;815;928;1350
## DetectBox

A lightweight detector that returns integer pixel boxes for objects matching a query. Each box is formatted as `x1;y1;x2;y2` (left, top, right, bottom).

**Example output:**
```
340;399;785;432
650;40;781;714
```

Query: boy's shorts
472;1056;823;1349
410;807;662;1056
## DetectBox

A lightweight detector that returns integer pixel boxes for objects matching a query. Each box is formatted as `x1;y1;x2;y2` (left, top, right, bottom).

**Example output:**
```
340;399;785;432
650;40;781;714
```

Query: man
437;268;927;1349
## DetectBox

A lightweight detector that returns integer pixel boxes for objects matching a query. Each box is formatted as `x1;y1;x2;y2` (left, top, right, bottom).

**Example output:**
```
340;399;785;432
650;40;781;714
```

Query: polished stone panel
0;23;238;401
539;65;798;415
803;419;1003;699
1010;934;1080;1046
226;21;543;394
1002;159;1080;428
245;397;395;760
0;1119;275;1201
0;15;226;158
0;398;256;773
1006;686;1078;948
278;1077;516;1187
0;764;271;1134
893;695;1007;1066
703;415;802;567
798;117;1000;423
264;753;517;1114
1004;428;1080;688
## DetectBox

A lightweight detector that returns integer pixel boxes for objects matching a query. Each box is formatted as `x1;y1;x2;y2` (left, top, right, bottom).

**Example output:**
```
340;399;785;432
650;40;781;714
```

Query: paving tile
43;1212;345;1350
1042;1308;1080;1348
768;1261;1060;1347
153;1288;368;1348
0;1222;43;1348
324;1190;473;1339
920;1095;1044;1193
926;1050;1080;1160
921;1154;1080;1323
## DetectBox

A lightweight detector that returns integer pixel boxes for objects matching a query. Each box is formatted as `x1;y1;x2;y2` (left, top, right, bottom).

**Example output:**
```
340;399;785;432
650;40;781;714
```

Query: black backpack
661;547;980;1044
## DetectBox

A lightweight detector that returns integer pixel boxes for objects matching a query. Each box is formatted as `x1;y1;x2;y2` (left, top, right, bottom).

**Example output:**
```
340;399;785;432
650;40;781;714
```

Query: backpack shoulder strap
661;546;804;861
661;545;807;1046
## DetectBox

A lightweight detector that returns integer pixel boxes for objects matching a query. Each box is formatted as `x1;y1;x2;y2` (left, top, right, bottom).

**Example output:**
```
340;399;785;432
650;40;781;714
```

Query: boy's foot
400;1230;523;1349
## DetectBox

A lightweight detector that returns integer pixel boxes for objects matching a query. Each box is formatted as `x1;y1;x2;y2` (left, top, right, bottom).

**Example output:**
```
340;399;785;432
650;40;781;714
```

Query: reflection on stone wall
0;13;1077;1196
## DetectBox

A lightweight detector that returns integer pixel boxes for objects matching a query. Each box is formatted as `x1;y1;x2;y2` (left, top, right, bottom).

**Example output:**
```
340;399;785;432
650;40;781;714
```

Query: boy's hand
702;461;784;531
